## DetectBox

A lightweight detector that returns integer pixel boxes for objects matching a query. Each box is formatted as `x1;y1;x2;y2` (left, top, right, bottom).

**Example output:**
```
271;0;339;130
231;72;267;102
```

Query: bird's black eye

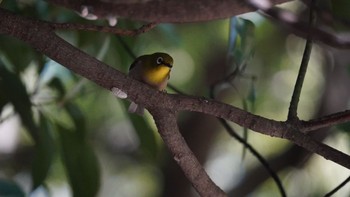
156;57;163;65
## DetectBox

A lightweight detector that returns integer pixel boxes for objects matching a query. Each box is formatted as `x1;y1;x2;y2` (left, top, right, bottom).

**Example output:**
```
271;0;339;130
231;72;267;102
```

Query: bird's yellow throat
144;65;170;86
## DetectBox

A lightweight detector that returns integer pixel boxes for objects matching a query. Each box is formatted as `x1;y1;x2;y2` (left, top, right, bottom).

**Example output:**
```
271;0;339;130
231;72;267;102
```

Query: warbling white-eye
124;52;173;115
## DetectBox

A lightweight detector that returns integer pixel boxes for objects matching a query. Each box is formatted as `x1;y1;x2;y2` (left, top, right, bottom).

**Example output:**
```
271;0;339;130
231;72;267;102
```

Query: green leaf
48;77;66;100
227;18;255;76
247;79;256;113
0;61;39;141
31;113;55;190
241;99;249;160
235;18;255;69
123;100;159;160
0;179;25;197
227;17;239;71
58;124;100;197
0;61;56;190
0;35;37;72
0;61;54;191
64;102;86;139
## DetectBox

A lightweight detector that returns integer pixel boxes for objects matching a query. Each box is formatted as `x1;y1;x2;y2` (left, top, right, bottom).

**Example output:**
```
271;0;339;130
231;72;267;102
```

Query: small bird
127;52;174;115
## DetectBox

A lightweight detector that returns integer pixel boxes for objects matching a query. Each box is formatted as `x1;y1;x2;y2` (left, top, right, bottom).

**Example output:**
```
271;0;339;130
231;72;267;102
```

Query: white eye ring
156;57;163;64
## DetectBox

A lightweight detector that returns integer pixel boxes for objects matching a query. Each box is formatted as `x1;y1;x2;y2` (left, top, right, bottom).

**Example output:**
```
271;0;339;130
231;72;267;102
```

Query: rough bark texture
48;0;293;22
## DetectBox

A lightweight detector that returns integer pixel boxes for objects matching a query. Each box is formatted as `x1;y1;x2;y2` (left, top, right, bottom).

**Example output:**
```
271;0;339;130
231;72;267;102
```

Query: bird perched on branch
112;52;174;115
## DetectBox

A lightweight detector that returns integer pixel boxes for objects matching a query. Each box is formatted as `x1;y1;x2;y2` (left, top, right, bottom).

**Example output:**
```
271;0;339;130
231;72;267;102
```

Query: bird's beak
164;62;173;68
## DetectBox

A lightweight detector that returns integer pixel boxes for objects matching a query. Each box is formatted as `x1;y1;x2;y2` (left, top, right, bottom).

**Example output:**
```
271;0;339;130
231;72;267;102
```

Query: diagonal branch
149;108;226;197
1;7;350;171
324;175;350;197
287;0;315;122
301;110;350;133
218;118;286;197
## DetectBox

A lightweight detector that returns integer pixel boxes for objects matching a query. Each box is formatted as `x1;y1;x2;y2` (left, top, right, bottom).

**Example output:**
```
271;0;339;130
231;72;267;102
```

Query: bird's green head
129;52;173;90
147;52;173;68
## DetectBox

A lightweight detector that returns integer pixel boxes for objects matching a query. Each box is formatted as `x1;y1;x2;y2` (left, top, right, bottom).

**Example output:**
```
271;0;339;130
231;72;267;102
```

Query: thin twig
50;22;158;36
324;175;350;197
219;118;287;197
301;110;350;133
209;85;286;197
287;1;315;122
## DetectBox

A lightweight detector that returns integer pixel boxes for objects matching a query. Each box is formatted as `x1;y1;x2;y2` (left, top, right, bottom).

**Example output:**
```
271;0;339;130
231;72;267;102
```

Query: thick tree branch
47;0;350;48
149;108;226;197
1;7;350;171
50;22;158;36
47;0;292;23
247;0;350;49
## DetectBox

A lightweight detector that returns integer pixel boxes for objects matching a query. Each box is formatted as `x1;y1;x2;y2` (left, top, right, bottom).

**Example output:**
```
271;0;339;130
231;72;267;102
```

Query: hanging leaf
123;100;159;161
235;18;255;71
31;113;55;191
48;77;66;100
241;99;249;160
247;78;257;113
58;123;100;197
56;102;100;197
0;61;39;141
0;60;55;190
227;17;239;70
226;17;256;80
64;102;86;139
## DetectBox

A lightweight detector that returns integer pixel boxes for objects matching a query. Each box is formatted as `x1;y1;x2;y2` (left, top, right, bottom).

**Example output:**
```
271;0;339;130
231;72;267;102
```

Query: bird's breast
143;66;170;90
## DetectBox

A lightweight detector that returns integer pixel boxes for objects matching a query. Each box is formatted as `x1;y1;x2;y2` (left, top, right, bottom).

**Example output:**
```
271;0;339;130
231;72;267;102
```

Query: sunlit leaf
0;179;25;197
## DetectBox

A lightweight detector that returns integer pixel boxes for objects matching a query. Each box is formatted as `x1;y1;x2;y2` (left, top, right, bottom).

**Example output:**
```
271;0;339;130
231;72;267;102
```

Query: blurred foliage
0;179;25;197
1;0;350;197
